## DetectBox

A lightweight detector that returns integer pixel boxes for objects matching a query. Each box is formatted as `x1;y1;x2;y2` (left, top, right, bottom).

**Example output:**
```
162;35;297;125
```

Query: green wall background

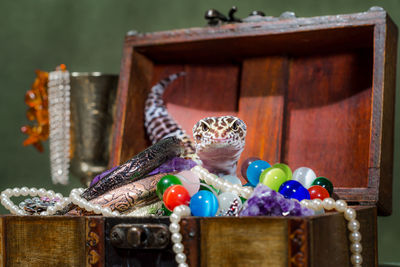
0;0;399;264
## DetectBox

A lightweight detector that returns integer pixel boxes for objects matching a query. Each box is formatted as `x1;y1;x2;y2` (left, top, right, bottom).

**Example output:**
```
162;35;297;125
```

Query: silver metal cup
69;72;118;186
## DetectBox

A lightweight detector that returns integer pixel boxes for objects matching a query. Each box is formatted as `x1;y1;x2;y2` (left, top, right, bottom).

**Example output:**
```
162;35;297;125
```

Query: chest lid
110;7;397;215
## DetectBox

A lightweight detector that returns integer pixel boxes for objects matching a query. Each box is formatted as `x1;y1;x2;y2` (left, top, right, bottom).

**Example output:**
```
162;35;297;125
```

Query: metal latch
110;223;170;249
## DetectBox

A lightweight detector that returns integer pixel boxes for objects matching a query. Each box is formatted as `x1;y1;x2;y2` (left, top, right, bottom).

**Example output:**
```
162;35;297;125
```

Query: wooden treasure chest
0;7;397;267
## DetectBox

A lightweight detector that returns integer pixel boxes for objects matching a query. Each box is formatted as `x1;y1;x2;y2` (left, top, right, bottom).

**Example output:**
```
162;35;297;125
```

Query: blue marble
279;180;310;201
246;160;271;186
190;190;219;217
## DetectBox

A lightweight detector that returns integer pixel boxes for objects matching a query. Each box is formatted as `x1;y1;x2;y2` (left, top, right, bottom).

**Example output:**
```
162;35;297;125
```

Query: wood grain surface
310;206;376;267
5;216;86;267
200;217;289;267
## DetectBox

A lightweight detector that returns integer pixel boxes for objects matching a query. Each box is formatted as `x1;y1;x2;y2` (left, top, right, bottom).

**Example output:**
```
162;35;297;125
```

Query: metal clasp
110;223;170;249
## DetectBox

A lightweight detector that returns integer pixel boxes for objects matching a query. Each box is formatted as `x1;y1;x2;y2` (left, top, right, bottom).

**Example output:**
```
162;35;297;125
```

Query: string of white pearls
0;187;68;216
69;188;120;216
169;205;191;267
300;198;362;266
1;187;162;217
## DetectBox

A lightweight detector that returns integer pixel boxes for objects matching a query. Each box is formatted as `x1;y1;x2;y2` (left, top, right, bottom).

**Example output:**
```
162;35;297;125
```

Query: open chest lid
110;7;398;215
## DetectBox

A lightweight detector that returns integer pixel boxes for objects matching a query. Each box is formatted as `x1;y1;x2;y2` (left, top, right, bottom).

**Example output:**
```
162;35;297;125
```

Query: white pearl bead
242;187;253;198
10;206;19;214
175;252;187;264
312;199;323;210
300;200;310;208
40;211;48;216
212;178;222;189
17;210;25;216
12;188;21;197
171;233;182;243
349;231;362;243
192;165;201;173
71;195;79;205
47;190;55;197
178;263;188;267
232;184;242;192
54;202;63;210
173;206;183;216
350;253;363;265
322;198;335;210
103;207;112;214
173;242;184;253
344;208;356;221
47;206;56;215
221;182;233;192
199;169;208;178
55;193;63;199
38;188;47;197
169;223;180;233
93;205;102;214
348;220;360;232
111;211;120;216
20;187;29;196
4;189;12;196
335;200;347;212
29;188;37;196
170;213;181;223
204;174;214;185
350;242;363;254
179;205;191;217
87;203;96;212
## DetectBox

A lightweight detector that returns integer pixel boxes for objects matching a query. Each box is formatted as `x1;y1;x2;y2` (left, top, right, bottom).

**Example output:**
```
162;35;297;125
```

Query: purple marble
239;183;314;217
90;166;118;187
147;157;197;176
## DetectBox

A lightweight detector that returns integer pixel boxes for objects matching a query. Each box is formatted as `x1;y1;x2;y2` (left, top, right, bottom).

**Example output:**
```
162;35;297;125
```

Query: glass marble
272;163;292;180
162;204;172;216
190;190;219;217
292;167;317;188
308;185;330;200
259;167;287;191
311;177;334;196
163;185;191;211
246;160;271;186
221;175;242;185
156;175;182;199
278;180;310;201
176;170;200;196
240;157;261;181
217;192;242;216
278;180;304;199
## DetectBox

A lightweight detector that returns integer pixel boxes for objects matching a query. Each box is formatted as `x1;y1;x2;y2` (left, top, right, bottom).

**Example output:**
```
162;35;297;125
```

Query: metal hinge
110;223;170;249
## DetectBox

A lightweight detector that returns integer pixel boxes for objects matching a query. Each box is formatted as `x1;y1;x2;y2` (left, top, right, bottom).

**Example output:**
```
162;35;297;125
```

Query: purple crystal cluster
240;184;314;217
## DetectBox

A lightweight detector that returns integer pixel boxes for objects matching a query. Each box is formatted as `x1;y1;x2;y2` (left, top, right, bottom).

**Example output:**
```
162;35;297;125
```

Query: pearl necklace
0;165;363;266
1;187;162;217
48;68;71;185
